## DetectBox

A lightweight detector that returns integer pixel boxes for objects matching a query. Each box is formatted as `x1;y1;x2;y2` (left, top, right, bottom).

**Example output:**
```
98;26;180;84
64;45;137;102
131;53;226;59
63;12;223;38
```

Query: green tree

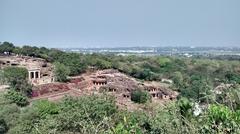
202;104;240;133
4;90;29;107
181;75;213;103
149;102;191;134
20;45;39;57
54;62;70;82
3;67;28;87
0;118;8;134
225;72;240;84
55;95;117;133
216;85;240;110
0;95;20;130
208;104;232;124
0;42;15;54
110;117;143;134
172;71;184;89
177;97;193;118
3;67;32;96
131;90;151;104
33;100;59;118
157;57;171;67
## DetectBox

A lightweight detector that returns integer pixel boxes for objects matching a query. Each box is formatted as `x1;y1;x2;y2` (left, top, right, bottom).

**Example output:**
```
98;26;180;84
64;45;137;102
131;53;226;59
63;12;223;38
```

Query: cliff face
30;69;178;109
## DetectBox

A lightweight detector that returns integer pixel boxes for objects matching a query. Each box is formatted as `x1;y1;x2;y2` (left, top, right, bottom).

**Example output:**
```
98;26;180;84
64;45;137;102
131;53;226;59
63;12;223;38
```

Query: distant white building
183;53;192;58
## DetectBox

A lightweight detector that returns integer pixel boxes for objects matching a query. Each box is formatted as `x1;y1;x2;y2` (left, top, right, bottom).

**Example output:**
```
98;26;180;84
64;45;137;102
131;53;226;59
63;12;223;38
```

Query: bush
33;100;59;118
111;111;148;134
131;90;151;104
4;90;29;107
54;62;70;82
0;118;8;134
208;104;232;124
0;42;15;54
177;97;193;118
225;72;240;84
54;95;117;133
3;67;32;96
200;104;240;133
0;103;20;130
3;67;28;87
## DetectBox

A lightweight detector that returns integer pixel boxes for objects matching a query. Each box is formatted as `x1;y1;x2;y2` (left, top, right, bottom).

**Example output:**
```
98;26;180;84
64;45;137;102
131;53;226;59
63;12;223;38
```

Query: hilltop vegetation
1;42;240;133
1;42;240;82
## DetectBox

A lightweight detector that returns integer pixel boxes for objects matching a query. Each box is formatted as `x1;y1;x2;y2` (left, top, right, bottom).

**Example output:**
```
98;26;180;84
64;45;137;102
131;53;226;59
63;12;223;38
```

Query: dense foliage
4;90;29;107
0;118;8;134
1;42;240;86
54;62;70;82
1;42;240;133
0;92;239;134
131;90;151;104
1;67;31;106
3;67;28;88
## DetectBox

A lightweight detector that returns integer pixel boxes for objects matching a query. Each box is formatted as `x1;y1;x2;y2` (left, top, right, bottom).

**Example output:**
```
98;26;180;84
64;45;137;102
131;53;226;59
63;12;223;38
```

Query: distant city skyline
0;0;239;48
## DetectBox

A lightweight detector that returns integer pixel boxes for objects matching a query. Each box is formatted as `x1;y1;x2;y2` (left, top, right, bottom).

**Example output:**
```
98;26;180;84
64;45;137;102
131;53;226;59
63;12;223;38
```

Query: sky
0;0;239;48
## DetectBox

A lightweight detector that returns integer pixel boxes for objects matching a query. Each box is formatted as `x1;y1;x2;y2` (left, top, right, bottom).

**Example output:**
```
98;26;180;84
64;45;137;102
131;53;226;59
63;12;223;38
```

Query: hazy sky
0;0;239;48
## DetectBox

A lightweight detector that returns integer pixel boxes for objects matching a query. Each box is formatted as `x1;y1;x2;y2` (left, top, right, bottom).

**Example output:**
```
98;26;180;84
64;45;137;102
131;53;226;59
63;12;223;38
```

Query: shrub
55;95;117;132
3;67;28;87
200;104;240;133
208;104;232;124
33;100;59;118
225;72;240;84
54;62;70;82
0;118;8;134
131;90;151;104
3;67;32;96
177;97;193;118
4;90;29;107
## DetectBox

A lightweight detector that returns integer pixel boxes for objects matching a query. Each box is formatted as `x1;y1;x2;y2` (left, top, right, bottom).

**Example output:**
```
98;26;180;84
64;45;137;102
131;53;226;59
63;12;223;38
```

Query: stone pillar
28;71;31;80
38;71;41;79
34;71;36;79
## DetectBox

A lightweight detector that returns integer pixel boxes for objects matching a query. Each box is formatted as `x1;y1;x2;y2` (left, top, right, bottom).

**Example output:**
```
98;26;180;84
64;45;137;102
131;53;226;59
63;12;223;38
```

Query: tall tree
0;42;15;54
3;67;32;96
54;62;70;82
172;71;184;89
